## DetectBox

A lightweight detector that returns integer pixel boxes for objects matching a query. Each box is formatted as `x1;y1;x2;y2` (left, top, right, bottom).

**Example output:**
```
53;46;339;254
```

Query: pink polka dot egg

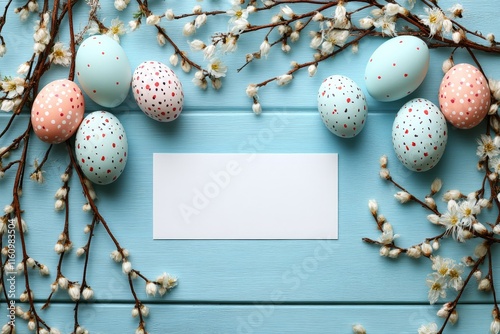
76;35;132;108
317;75;368;138
392;98;448;172
439;63;490;129
31;79;84;144
132;61;184;122
75;111;128;185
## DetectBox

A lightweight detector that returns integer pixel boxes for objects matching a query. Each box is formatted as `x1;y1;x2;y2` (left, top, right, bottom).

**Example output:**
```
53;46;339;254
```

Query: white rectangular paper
153;153;338;239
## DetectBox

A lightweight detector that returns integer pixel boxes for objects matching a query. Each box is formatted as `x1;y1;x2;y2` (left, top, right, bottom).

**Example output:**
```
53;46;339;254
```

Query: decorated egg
392;98;447;172
31;79;84;144
317;75;368;138
75;35;131;108
75;111;128;185
132;61;184;122
438;63;490;129
365;36;429;102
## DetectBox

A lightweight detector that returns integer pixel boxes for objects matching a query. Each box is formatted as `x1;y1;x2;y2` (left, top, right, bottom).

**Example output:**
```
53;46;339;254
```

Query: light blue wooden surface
1;0;500;333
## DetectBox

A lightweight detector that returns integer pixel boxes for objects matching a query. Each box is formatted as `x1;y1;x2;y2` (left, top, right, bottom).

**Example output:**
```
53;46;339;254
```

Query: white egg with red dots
392;98;448;172
317;75;368;138
75;35;132;108
75;111;128;185
132;61;184;122
365;36;429;102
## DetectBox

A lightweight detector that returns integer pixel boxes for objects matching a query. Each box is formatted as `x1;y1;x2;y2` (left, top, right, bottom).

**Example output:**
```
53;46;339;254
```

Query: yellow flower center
431;282;442;291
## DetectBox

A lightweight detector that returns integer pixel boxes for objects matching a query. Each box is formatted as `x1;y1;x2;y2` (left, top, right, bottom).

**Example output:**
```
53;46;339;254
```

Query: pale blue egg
365;36;429;102
392;98;447;172
317;75;368;138
76;35;132;108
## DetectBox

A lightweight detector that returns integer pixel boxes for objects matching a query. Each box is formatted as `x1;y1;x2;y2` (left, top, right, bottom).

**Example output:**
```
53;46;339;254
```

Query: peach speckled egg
439;63;490;129
31;79;85;144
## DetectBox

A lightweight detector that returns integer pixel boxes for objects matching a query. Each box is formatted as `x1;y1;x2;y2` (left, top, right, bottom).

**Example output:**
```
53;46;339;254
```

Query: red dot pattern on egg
75;111;128;185
132;61;184;122
392;98;448;172
31;79;84;144
317;75;368;138
439;63;490;129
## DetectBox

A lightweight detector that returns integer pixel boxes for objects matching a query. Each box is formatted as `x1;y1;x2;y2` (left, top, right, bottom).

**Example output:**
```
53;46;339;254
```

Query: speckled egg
75;111;128;185
392;98;448;172
439;63;490;129
31;79;84;144
132;61;184;122
76;35;132;108
365;36;429;102
317;75;368;138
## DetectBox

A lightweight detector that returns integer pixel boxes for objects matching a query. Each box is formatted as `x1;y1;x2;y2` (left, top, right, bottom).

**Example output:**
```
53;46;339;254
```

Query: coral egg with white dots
317;75;368;138
132;61;184;122
439;63;490;129
365;36;429;102
31;79;84;144
392;98;448;172
75;35;132;108
75;111;128;185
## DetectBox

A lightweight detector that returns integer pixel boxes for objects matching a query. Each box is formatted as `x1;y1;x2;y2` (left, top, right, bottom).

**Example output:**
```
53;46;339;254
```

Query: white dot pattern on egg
392;98;448;172
317;75;368;138
132;61;184;122
31;79;84;144
75;111;128;185
439;63;490;129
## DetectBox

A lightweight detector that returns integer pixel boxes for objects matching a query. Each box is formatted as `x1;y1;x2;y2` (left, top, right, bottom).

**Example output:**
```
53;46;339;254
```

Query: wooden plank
5;303;495;334
1;113;496;304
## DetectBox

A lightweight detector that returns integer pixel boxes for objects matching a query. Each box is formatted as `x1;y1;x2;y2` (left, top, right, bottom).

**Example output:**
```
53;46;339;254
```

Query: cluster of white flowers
426;256;464;304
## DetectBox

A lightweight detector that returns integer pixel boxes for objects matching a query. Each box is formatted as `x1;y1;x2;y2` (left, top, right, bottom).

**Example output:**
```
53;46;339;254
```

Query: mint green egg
76;35;132;108
365;36;429;102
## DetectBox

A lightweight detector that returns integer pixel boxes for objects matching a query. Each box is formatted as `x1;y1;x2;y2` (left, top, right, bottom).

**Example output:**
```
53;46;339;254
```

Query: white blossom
359;17;374;29
0;44;6;57
420;7;445;36
146;281;157;296
106;18;126;43
190;39;206;51
276;74;293;86
114;0;129;11
183;22;196;36
1;77;25;98
169;53;179;67
48;41;72;65
260;39;271;57
17;62;30;75
207;58;227;78
426;273;447;304
122;260;132;274
156;32;166;46
308;64;317;77
252;102;262;115
394;191;411;203
68;283;81;301
352;324;366;334
146;14;161;26
442;57;454;73
195;14;207;28
165;9;175;20
246;84;258;98
82;287;94;300
373;16;396;36
448;4;464;18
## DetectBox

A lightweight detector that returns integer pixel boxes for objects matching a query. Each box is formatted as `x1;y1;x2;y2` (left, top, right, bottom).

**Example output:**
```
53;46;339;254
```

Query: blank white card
153;153;338;239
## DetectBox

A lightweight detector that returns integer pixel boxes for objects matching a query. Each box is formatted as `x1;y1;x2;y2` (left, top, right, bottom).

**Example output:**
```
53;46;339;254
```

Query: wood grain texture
1;0;500;333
